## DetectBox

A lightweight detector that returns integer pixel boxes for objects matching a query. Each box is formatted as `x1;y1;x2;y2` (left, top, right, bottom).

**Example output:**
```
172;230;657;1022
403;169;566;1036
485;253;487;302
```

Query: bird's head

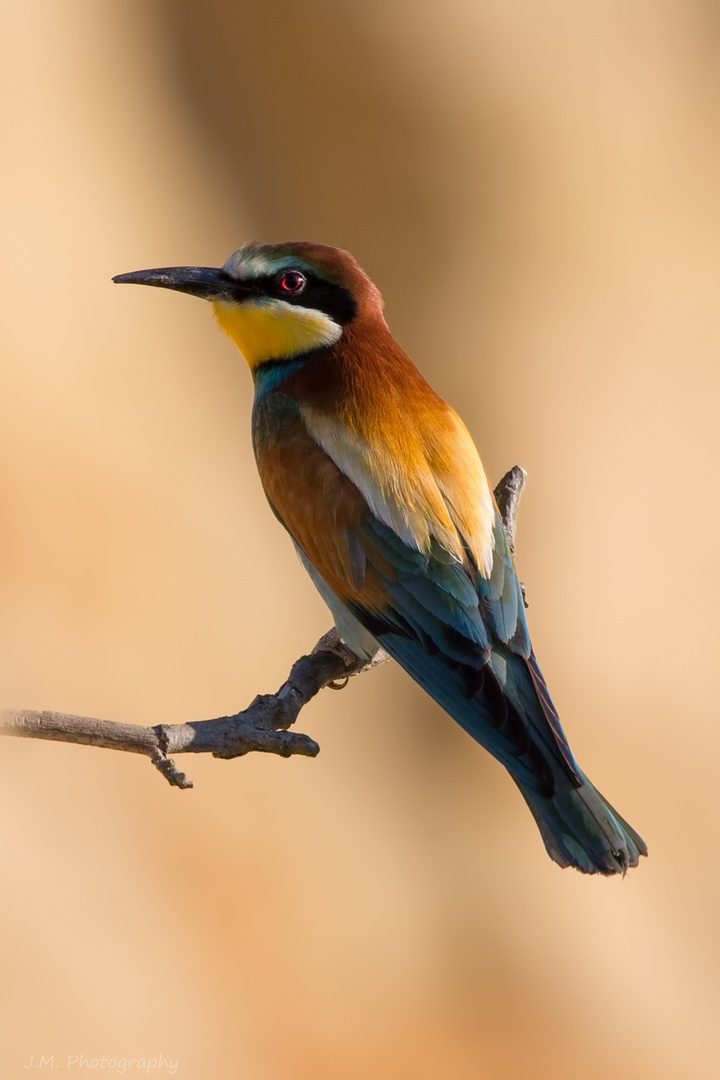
113;242;384;373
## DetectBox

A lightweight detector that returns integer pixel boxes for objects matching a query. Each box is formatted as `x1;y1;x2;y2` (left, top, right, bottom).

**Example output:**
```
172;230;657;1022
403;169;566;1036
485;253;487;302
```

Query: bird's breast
252;392;387;609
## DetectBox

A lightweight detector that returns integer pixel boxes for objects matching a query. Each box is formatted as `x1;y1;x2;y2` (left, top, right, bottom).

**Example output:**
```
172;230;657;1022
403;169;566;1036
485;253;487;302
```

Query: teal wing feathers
350;508;582;795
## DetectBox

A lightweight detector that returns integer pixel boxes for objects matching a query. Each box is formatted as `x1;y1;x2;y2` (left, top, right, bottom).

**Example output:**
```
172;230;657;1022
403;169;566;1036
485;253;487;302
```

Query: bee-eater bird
114;242;646;875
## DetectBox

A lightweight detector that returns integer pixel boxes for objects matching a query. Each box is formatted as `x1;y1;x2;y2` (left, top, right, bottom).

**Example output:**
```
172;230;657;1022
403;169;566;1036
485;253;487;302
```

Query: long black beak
112;265;242;302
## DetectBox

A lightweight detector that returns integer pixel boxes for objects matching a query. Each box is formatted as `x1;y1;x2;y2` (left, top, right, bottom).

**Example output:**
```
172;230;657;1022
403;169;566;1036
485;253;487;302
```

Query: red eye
279;270;307;294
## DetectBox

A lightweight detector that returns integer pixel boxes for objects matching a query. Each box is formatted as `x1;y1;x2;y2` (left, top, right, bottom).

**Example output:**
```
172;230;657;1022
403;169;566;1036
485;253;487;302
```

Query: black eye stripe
227;272;357;325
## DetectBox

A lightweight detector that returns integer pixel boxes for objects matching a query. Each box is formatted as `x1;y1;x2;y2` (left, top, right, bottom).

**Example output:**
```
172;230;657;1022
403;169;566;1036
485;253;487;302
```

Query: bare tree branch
0;467;525;787
493;465;526;555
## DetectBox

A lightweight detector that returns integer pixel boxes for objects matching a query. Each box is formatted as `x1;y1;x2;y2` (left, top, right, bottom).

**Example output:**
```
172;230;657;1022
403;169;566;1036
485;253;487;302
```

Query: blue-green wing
350;508;581;795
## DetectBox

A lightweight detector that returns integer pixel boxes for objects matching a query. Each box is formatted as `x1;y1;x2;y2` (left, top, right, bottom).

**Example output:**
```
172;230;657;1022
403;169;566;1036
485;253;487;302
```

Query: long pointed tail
515;771;648;875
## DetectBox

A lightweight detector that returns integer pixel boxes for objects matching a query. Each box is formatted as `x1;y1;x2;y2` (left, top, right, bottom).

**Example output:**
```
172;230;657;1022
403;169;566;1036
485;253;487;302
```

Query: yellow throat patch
213;298;342;369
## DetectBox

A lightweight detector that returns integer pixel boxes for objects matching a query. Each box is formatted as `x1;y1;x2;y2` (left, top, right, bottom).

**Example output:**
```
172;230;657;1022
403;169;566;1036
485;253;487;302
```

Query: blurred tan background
1;1;719;1077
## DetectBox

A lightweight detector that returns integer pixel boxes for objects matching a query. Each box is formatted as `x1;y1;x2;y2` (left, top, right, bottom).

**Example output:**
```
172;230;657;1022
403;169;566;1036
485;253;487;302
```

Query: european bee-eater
114;242;646;875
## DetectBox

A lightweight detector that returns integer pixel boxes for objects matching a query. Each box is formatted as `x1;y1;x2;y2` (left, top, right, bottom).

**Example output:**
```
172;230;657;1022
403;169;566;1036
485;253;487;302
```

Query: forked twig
0;467;526;787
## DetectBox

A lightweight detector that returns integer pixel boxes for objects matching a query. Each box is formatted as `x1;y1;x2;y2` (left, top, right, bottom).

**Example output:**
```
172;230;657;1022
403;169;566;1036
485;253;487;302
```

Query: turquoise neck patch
252;355;313;402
